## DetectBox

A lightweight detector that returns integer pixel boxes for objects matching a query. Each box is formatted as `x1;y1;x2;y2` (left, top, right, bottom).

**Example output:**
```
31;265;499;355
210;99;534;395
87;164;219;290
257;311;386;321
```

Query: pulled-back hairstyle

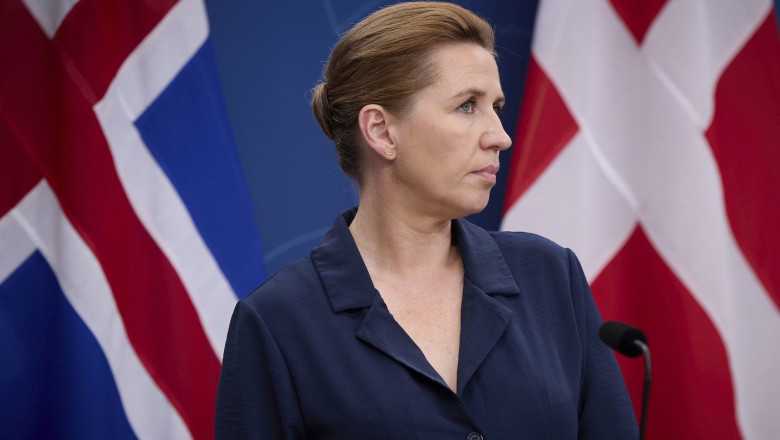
311;2;495;181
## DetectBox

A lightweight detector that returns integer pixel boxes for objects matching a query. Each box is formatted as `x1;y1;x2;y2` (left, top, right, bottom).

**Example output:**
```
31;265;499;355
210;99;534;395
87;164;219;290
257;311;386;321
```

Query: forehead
425;43;501;95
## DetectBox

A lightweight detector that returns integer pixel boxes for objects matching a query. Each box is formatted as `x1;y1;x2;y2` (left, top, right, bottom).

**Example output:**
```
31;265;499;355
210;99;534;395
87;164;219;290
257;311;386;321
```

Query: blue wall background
203;1;780;278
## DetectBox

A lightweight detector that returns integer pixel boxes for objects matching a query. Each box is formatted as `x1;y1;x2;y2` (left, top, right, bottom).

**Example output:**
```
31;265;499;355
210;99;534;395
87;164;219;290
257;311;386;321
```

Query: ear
358;104;397;160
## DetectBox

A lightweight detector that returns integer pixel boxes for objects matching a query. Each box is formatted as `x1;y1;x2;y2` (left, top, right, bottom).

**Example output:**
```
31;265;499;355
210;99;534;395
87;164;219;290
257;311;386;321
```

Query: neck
349;186;459;279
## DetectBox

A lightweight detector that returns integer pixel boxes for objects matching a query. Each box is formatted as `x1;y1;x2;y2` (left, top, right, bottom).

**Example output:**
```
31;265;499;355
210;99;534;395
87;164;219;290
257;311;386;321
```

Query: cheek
396;118;475;180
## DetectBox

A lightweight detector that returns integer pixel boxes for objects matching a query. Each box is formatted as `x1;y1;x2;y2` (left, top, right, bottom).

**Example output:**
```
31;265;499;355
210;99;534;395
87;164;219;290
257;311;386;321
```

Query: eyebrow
453;88;505;105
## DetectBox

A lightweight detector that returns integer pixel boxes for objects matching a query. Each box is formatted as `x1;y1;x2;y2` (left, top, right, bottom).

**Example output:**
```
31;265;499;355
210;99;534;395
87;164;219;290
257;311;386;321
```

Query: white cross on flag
501;0;780;438
0;0;265;438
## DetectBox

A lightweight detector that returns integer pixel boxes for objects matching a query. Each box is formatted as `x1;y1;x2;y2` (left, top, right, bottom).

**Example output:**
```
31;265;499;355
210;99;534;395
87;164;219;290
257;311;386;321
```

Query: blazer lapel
453;218;522;394
456;279;513;394
312;208;449;390
355;292;448;389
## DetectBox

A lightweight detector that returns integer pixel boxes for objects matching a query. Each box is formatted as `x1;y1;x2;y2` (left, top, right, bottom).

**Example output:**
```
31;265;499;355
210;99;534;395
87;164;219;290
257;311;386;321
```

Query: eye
459;99;476;113
493;104;504;116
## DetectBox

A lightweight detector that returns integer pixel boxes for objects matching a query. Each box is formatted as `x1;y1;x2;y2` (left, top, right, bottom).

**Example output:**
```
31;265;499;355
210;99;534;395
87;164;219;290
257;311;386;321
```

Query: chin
453;192;491;218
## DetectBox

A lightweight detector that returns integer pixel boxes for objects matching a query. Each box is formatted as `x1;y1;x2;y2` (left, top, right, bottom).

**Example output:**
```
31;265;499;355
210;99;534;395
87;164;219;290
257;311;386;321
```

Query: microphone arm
599;321;651;440
633;339;651;440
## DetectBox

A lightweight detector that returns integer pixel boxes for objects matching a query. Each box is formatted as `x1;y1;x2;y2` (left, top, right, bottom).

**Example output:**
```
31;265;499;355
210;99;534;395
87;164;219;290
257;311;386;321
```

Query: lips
476;165;499;175
471;164;500;184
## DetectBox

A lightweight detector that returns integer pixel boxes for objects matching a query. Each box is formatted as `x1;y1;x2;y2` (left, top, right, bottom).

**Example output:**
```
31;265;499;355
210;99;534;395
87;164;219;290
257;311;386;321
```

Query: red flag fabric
502;1;780;438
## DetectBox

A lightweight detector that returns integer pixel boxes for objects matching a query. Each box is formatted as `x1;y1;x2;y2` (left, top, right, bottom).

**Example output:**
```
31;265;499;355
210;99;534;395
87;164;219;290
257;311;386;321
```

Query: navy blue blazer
216;208;637;439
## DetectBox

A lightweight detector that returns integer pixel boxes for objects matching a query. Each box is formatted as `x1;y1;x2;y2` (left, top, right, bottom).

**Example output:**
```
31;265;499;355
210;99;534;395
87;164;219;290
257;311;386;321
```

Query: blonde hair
311;1;495;181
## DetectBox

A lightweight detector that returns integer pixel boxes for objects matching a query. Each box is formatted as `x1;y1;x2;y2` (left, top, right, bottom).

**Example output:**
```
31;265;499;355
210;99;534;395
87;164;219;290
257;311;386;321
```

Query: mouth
470;164;500;184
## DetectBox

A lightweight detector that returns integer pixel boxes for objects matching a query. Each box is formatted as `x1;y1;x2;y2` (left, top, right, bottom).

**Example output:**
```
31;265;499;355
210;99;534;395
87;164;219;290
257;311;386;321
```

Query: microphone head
599;321;647;357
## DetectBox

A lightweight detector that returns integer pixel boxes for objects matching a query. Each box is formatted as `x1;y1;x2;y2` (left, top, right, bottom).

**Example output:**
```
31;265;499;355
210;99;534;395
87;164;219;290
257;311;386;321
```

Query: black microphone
599;321;647;357
599;321;651;440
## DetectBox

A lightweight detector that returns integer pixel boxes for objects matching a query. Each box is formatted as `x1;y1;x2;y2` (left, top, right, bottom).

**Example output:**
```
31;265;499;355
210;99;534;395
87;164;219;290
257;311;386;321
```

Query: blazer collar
453;215;521;297
310;207;521;313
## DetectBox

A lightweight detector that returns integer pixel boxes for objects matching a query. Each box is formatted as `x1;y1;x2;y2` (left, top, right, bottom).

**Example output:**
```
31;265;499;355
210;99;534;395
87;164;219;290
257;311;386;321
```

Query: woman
216;2;637;439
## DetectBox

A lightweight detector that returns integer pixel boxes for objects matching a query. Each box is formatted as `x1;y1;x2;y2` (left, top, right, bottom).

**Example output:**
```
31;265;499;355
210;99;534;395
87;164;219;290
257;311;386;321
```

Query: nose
481;111;512;151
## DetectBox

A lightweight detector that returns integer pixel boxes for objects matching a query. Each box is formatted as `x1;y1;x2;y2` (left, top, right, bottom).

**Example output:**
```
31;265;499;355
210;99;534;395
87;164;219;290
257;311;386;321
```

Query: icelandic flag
502;0;780;438
0;1;265;439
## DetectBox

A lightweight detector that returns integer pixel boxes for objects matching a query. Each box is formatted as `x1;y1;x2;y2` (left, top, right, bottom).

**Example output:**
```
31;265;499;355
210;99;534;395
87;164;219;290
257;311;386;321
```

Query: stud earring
384;151;395;157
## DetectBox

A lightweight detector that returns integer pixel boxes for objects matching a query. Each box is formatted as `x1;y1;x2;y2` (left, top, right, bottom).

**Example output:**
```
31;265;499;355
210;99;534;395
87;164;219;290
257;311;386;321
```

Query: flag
502;0;780;438
0;0;265;438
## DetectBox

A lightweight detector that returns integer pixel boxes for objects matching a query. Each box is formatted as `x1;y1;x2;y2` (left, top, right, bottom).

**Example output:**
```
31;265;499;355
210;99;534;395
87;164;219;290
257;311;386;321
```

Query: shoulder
488;229;574;275
488;229;567;257
481;227;586;301
240;256;325;319
455;218;579;284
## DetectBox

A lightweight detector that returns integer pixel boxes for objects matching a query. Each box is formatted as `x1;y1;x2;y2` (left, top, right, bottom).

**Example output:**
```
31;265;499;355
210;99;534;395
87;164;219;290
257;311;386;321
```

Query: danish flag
0;1;265;438
502;0;780;438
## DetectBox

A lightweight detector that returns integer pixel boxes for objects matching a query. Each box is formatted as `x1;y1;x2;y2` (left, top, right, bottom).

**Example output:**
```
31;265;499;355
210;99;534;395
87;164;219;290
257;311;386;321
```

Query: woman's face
390;43;512;220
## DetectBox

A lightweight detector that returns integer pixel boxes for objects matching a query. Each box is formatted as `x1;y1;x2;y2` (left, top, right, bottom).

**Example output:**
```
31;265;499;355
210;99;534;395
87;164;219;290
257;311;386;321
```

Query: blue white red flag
502;0;780;438
0;1;265;438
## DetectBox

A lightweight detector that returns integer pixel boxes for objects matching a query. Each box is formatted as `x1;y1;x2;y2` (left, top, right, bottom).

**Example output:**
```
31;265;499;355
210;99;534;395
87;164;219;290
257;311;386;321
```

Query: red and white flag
502;0;780;438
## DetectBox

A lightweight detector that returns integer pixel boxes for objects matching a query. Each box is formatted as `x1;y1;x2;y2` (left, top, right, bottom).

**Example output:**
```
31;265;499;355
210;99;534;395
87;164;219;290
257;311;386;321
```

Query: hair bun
311;82;334;140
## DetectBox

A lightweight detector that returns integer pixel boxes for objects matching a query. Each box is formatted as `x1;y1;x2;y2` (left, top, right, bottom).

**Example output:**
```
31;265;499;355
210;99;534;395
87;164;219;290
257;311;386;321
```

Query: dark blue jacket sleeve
215;300;306;439
567;249;639;439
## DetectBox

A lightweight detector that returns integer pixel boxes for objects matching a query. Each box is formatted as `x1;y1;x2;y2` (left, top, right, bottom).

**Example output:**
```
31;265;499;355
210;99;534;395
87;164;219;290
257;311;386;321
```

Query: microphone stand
633;340;651;440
